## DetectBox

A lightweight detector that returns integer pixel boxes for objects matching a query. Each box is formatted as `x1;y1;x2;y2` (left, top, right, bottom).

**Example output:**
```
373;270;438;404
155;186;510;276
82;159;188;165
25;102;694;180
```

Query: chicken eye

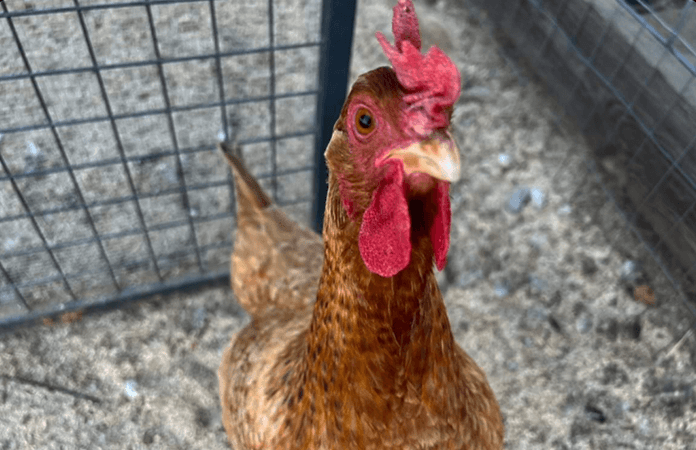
355;108;375;135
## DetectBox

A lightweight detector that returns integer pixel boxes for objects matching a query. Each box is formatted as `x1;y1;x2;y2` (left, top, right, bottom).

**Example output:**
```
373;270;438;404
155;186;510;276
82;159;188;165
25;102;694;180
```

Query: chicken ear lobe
358;170;411;278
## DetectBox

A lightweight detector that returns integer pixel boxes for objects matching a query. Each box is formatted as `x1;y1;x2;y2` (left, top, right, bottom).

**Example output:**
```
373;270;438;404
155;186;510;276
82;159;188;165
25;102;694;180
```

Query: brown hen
218;1;503;449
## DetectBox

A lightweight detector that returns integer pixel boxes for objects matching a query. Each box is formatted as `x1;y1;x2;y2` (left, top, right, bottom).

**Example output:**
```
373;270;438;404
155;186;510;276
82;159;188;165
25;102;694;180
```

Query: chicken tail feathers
218;141;273;214
217;140;323;317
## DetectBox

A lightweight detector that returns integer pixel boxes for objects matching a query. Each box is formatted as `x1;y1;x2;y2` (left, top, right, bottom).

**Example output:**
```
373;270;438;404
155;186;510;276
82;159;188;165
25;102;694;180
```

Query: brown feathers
217;142;323;318
217;134;503;448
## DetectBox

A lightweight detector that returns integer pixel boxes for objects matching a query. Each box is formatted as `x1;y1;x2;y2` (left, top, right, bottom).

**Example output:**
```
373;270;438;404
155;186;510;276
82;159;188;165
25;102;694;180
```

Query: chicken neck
299;176;460;416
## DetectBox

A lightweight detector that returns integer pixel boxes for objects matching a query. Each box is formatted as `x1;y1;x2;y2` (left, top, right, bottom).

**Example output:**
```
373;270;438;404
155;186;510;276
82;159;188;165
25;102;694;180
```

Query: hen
218;1;504;449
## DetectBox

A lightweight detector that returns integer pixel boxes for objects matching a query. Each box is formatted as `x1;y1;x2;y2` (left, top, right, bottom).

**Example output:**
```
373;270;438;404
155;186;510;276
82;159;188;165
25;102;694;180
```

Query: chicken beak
383;131;461;183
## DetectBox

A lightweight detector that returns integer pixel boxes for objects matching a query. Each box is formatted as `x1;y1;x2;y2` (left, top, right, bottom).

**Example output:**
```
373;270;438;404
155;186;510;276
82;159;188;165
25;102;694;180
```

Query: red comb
376;0;461;137
390;0;421;52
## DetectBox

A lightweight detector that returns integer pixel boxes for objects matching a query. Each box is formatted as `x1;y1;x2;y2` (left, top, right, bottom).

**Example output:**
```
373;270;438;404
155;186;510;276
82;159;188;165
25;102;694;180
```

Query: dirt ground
1;0;696;449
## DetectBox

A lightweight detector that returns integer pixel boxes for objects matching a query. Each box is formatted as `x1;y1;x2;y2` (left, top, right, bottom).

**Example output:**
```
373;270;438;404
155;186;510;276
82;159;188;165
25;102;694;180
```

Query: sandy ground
1;0;696;449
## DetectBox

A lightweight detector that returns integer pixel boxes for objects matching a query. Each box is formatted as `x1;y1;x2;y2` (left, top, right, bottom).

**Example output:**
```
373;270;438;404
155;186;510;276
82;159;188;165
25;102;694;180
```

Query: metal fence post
312;0;357;233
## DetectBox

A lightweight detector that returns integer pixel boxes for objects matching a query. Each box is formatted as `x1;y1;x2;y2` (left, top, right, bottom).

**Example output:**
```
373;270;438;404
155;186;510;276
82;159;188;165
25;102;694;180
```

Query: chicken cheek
358;172;411;278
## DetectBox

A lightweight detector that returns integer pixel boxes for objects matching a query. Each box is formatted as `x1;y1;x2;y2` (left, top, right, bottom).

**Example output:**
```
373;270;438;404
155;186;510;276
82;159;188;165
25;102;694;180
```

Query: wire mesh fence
0;0;355;331
469;0;696;336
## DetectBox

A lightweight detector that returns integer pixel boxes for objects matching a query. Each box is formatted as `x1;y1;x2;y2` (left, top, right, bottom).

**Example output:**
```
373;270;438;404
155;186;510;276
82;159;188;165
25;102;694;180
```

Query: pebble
507;187;531;213
557;203;572;215
529;233;548;249
124;379;138;399
24;141;44;173
620;260;643;283
494;281;510;297
530;187;546;209
497;153;512;168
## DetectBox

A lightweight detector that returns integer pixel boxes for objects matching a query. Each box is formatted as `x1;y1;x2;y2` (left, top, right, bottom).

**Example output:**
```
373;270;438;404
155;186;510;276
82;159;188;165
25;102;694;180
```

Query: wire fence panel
0;0;352;330
469;0;696;321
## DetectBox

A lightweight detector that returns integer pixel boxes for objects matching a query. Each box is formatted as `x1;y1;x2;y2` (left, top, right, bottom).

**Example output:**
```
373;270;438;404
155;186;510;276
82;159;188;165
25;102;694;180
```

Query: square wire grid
476;0;696;321
0;0;325;328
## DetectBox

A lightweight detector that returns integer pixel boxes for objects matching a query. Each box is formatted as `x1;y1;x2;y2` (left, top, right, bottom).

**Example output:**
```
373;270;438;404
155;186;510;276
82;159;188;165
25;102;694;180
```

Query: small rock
493;281;509;297
620;260;643;283
25;141;45;173
506;187;531;213
124;379;138;399
529;233;547;249
530;187;546;209
497;153;512;168
557;203;572;215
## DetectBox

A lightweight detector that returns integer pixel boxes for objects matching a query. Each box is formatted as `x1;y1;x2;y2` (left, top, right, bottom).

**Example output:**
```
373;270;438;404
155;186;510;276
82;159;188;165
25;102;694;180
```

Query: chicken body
219;135;503;449
219;2;503;447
